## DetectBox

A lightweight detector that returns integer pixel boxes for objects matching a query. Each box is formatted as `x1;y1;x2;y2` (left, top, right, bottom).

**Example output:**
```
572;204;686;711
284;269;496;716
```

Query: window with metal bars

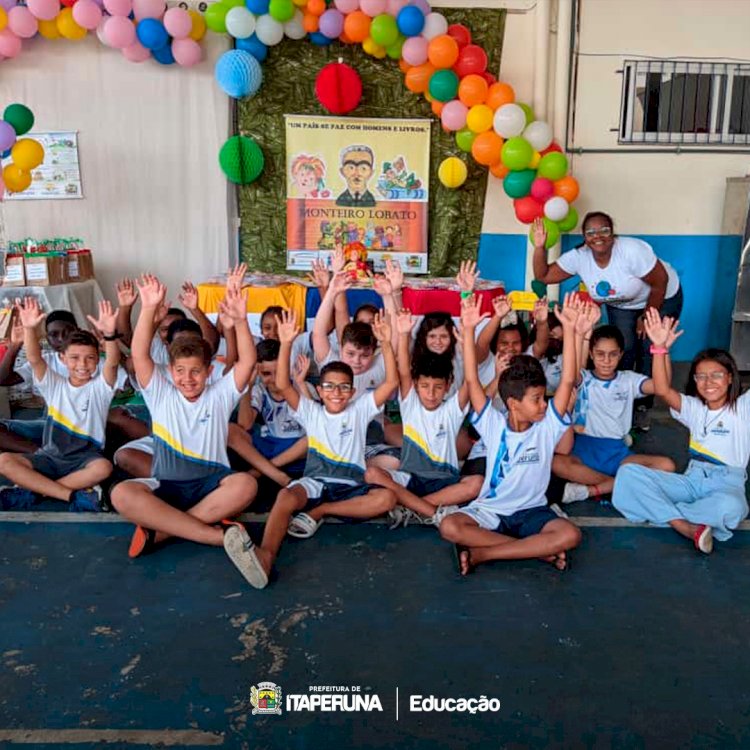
619;60;750;146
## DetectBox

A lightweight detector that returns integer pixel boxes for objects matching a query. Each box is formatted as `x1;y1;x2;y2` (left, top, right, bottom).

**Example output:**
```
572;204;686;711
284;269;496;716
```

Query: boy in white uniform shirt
239;309;399;589
439;294;582;575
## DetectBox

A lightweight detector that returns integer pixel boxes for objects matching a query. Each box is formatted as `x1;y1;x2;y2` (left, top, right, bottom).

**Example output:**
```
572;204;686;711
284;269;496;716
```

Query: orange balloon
432;100;444;117
458;73;488;107
471;131;504;166
427;34;459;69
339;31;353;44
486;81;515;111
490;162;510;179
554;175;580;202
343;10;370;42
399;57;411;74
405;62;435;94
302;12;318;32
307;0;325;15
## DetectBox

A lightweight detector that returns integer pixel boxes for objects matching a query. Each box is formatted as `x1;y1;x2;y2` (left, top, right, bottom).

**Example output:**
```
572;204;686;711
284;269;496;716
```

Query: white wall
0;33;231;301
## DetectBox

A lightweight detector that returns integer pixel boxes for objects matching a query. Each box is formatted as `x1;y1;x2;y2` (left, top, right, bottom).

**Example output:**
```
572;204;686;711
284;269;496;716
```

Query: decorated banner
285;115;430;273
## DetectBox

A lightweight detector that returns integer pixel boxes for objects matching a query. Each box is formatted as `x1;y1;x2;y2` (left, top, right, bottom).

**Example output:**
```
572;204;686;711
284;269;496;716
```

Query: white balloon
421;11;446;39
544;196;569;222
493;103;526;138
96;15;112;46
225;6;256;39
255;13;284;45
284;9;305;39
524;120;553;151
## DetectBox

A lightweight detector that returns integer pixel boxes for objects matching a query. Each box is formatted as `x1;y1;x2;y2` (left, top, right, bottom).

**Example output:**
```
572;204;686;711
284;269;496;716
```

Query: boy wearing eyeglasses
239;309;399;588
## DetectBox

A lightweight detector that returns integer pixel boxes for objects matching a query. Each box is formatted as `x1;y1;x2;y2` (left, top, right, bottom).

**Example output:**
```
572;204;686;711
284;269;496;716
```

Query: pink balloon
401;35;427;65
409;0;430;13
103;0;131;15
441;99;468;131
386;0;407;15
163;6;191;38
333;0;359;12
73;0;103;29
0;0;17;11
121;39;150;61
359;0;386;17
103;14;135;47
530;177;554;202
171;37;201;66
132;0;164;20
318;8;343;38
8;6;38;38
27;0;60;21
0;29;22;57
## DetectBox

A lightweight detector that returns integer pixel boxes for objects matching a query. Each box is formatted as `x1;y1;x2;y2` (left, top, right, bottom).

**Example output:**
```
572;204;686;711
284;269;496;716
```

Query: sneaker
694;524;713;554
633;405;651;432
431;505;450;526
561;482;590;505
68;489;102;513
0;486;38;511
387;506;431;529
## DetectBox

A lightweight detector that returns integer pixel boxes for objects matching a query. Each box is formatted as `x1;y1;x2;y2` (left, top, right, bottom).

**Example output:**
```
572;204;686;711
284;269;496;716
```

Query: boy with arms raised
110;275;260;585
239;309;399;589
440;294;582;574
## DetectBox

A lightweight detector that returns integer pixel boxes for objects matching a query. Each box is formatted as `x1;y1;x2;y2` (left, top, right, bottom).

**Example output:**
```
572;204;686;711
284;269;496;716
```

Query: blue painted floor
2;520;750;749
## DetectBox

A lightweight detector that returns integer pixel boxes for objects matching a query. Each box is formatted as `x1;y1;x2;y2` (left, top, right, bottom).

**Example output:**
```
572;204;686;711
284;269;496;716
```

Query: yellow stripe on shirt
152;422;213;463
403;424;449;467
307;436;361;470
47;405;91;440
688;438;725;465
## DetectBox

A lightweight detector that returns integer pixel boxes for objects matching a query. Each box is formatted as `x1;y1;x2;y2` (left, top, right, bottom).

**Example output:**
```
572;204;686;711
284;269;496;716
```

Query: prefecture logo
250;681;283;716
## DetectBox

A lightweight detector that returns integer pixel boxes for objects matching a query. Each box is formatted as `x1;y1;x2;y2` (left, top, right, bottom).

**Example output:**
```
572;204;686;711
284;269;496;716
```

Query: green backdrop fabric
236;8;505;276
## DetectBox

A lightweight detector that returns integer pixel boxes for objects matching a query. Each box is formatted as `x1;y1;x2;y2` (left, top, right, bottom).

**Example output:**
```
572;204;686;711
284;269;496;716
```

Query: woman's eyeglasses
584;227;613;238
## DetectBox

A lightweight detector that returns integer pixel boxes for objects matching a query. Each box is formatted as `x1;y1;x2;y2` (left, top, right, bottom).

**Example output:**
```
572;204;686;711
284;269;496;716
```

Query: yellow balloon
38;17;62;38
2;164;32;194
57;7;87;40
466;104;494;134
292;0;307;6
188;10;206;41
11;139;45;171
529;150;541;168
438;156;468;189
362;37;385;58
0;7;7;32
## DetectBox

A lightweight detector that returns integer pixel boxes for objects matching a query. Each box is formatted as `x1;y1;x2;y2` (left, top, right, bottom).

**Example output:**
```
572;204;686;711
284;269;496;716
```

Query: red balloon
530;177;554;202
479;71;496;86
315;62;362;115
60;0;77;6
541;141;563;155
453;44;487;78
446;23;471;48
514;196;544;224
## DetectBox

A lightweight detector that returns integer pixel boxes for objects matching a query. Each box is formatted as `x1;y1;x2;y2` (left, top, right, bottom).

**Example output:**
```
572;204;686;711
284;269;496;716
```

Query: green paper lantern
3;104;34;136
455;127;475;153
502;168;535;199
219;135;264;185
428;69;459;103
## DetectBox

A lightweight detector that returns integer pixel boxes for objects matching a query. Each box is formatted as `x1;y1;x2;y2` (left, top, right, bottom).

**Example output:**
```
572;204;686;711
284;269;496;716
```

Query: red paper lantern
315;61;363;115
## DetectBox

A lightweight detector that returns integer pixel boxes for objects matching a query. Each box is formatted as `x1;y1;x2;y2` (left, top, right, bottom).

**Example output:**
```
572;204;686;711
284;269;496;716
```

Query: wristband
460;291;472;299
649;345;668;355
103;333;122;342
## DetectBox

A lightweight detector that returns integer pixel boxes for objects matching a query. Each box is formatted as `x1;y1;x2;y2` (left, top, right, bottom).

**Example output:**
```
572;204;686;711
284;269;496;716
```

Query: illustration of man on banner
336;145;377;207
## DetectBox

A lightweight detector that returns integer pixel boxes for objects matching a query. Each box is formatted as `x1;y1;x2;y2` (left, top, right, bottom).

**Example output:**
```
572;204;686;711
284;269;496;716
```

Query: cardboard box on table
3;255;26;287
24;253;67;287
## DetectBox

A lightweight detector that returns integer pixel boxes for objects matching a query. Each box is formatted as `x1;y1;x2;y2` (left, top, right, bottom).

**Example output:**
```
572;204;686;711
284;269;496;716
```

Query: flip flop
453;543;473;577
287;512;322;539
128;526;157;559
223;522;269;589
693;524;713;554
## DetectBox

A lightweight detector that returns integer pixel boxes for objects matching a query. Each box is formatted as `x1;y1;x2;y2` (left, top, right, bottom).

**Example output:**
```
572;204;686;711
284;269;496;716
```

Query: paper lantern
219;135;264;184
438;156;467;188
315;61;362;115
215;49;263;99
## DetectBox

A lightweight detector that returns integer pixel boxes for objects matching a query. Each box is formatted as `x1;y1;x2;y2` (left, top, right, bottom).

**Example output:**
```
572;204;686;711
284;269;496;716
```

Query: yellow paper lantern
57;7;87;40
38;17;62;38
466;104;494;134
187;10;206;41
2;164;32;194
0;7;7;32
11;139;45;171
438;156;468;189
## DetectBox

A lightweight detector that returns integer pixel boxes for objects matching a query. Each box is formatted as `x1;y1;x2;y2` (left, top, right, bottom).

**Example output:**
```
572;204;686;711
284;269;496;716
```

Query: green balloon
428;69;459;103
455;127;475;153
538;152;568;180
269;0;294;22
528;217;560;248
386;34;405;60
370;13;399;47
501;136;533;171
502;169;536;199
519;102;535;126
205;2;229;33
224;0;246;6
3;104;34;136
531;279;547;299
558;206;579;233
219;135;264;185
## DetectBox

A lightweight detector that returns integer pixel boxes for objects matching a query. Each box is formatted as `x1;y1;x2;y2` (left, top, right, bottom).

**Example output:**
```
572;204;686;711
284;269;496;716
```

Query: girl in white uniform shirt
613;310;749;554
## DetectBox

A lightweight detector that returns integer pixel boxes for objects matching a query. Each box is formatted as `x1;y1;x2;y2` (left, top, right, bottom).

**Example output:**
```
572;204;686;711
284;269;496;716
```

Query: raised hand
383;259;404;293
372;275;392;297
329;271;353;296
275;309;299;344
664;316;684;350
9;313;23;346
532;217;547;249
533;296;549;324
86;300;118;338
16;297;46;330
371;311;392;343
137;274;167;309
395;308;416;335
115;278;137;308
491;294;511;321
293;353;311;383
461;293;489;330
574;302;594;337
217;284;247;327
308;259;330;290
495;351;513;378
554;292;580;329
456;259;479;293
179;281;199;311
331;247;346;274
226;263;248;293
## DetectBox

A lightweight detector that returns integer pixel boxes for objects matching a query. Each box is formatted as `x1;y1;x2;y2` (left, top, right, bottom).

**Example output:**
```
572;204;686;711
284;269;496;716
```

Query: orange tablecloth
197;282;307;324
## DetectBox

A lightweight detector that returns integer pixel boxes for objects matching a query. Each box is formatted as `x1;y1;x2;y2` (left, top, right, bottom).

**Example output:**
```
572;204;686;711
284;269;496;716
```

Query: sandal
693;524;713;555
223;522;269;589
453;543;473;577
287;512;322;539
128;526;157;559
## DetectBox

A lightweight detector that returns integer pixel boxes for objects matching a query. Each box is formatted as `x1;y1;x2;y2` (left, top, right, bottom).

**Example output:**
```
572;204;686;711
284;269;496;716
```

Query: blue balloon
1;149;10;159
215;50;263;99
152;44;175;64
396;5;424;36
308;31;332;46
137;18;169;51
236;33;268;62
245;0;269;13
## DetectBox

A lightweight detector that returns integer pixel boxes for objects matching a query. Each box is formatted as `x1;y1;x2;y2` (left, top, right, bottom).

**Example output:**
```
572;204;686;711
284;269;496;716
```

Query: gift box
66;249;94;281
3;254;26;287
24;253;67;286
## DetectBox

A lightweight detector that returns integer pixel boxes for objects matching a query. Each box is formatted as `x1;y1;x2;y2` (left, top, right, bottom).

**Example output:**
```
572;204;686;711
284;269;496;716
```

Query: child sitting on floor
109;275;260;587
236;309;399;589
439;293;582;575
0;299;122;512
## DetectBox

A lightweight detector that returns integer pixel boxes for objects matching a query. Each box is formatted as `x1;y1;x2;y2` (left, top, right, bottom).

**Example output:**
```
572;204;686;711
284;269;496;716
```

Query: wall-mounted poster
285;115;430;273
